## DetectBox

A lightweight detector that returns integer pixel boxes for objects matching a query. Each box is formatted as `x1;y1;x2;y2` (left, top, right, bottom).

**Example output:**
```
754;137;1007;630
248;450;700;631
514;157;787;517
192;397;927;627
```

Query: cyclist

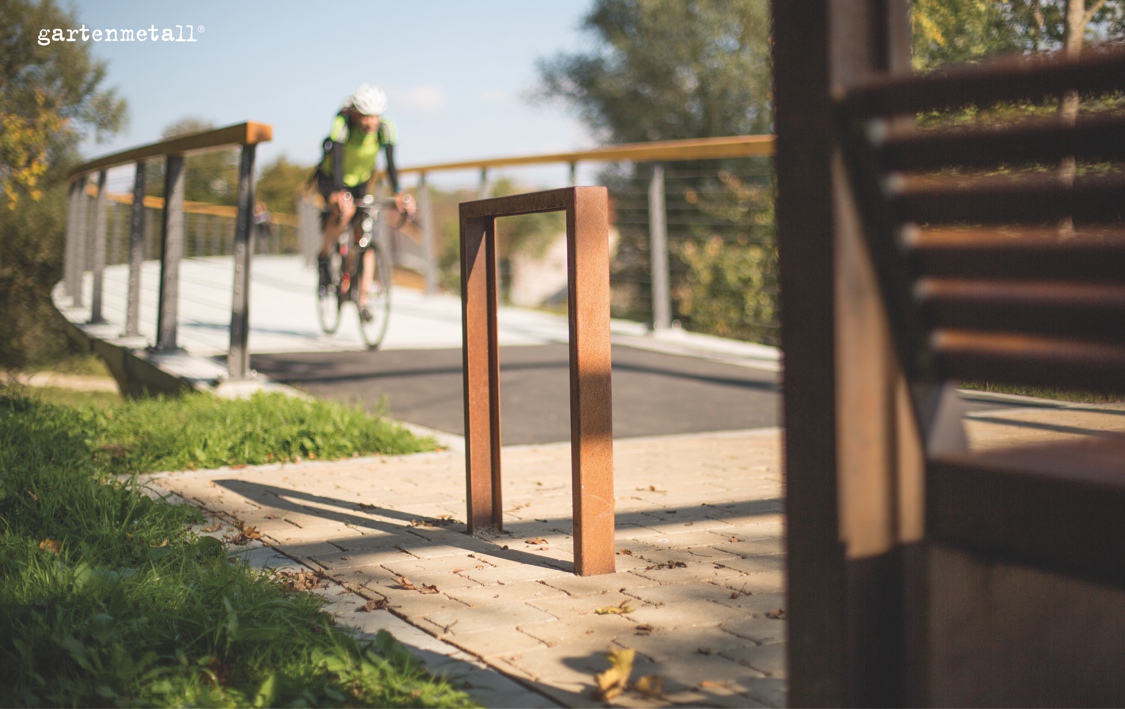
314;83;414;320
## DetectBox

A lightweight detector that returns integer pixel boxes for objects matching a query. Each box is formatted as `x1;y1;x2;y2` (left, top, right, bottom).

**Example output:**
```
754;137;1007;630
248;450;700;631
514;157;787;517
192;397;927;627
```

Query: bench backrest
837;46;1125;399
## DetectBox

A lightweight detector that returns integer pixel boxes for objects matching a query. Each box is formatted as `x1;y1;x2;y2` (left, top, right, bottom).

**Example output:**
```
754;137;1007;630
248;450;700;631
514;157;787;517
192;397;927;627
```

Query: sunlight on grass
0;386;473;707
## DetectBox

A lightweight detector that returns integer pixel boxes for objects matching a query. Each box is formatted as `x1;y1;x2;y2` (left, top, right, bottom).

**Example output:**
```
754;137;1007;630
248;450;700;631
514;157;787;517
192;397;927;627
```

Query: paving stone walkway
143;429;787;708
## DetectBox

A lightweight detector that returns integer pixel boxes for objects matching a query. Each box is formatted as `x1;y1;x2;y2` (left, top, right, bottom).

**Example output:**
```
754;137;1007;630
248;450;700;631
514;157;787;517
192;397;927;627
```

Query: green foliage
0;387;470;707
535;0;778;344
0;0;127;369
0;0;127;207
256;155;311;217
911;0;1125;72
0;181;76;368
674;171;777;343
536;0;771;142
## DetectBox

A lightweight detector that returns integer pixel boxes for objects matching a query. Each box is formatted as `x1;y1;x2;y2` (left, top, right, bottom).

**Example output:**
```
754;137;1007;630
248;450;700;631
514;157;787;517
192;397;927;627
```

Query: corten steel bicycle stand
460;187;615;576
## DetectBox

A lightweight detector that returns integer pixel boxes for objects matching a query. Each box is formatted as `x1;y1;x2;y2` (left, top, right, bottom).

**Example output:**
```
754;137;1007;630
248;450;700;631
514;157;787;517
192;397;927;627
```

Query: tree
911;0;1125;72
537;0;771;143
535;0;777;342
0;0;127;368
256;156;311;217
0;0;126;207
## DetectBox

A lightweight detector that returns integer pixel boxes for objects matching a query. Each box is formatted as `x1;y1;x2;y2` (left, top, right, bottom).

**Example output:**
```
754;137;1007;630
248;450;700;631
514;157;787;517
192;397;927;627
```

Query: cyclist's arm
331;140;345;193
383;142;401;195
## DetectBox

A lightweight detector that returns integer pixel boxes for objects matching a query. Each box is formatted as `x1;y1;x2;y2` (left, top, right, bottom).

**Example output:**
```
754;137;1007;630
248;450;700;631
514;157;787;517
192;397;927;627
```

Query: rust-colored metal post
460;187;615;576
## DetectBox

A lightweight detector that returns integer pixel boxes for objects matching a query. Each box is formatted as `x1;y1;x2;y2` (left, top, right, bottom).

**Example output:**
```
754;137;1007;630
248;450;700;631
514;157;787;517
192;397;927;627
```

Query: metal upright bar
70;175;89;307
648;164;671;331
124;161;146;337
228;144;257;380
419;173;439;295
64;176;85;302
156;155;185;350
89;170;109;324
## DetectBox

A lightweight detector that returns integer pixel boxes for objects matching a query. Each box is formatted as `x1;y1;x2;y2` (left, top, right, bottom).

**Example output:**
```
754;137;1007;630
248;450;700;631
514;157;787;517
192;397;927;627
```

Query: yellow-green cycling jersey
317;114;399;191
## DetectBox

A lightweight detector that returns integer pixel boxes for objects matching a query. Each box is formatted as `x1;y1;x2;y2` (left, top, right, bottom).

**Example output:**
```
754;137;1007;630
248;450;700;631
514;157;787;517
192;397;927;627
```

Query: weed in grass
0;387;475;707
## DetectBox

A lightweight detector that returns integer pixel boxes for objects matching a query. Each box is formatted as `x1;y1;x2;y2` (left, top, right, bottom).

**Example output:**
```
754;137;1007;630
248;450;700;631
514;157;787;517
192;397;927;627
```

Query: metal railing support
124;161;146;337
89;170;109;324
68;175;89;306
64;176;86;303
460;186;616;576
228;144;257;380
648;163;672;331
419;173;438;295
156;155;185;350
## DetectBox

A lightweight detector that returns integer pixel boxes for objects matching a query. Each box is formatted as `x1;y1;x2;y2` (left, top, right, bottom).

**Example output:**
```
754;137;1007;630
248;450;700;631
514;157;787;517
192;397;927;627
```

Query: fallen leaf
358;598;388;612
645;560;688;571
419;584;439;595
396;576;417;591
525;537;548;545
358;503;378;510
634;624;655;635
729;536;739;543
697;680;727;689
275;570;325;592
616;549;633;556
766;609;787;620
201;521;222;533
594;647;634;700
595;600;635;615
239;523;261;539
39;538;61;554
633;674;665;699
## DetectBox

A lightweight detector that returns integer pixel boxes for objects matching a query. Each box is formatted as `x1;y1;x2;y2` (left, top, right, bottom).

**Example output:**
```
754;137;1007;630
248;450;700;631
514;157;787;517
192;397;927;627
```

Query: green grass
960;381;1124;405
0;385;474;708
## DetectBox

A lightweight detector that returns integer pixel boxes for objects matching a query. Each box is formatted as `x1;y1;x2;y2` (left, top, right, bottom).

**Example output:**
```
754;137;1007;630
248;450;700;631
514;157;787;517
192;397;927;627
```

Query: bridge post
64;176;84;303
124;162;146;337
228;143;257;380
89;170;109;324
419;173;438;295
156;155;185;350
648;163;671;331
66;175;89;307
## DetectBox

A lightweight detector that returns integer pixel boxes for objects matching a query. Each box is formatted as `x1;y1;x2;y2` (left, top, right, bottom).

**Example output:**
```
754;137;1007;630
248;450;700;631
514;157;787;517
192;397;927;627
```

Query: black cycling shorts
316;172;367;229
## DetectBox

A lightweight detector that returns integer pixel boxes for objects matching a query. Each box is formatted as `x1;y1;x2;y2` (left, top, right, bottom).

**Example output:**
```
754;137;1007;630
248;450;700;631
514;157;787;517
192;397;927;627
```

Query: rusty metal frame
460;187;615;576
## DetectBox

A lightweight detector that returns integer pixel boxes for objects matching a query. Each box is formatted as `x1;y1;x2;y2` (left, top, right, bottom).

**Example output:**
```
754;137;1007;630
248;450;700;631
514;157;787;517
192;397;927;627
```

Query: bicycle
316;195;398;349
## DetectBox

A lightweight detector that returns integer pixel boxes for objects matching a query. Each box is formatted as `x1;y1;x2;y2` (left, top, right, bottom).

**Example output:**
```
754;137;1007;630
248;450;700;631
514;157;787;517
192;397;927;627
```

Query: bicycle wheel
316;251;343;334
357;239;392;349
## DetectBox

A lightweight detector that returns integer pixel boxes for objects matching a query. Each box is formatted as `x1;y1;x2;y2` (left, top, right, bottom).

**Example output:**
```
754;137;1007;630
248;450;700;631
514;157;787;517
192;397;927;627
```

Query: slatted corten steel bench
459;187;615;576
837;45;1125;588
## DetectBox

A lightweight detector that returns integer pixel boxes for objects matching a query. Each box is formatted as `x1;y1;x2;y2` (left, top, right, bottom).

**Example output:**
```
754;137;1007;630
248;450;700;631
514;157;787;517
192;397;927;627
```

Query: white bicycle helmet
347;84;387;116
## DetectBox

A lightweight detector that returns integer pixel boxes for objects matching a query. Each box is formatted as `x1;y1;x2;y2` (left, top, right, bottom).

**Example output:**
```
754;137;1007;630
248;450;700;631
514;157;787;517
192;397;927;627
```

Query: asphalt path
252;343;781;445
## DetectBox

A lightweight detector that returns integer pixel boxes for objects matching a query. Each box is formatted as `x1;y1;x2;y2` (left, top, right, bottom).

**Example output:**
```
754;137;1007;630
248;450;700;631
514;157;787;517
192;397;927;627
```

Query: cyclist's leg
317;173;356;258
358;246;376;307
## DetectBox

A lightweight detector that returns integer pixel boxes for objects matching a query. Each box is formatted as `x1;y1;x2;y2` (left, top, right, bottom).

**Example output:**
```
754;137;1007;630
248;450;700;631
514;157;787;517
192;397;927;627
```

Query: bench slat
906;227;1125;281
933;329;1125;393
892;172;1125;225
919;280;1125;340
878;114;1125;172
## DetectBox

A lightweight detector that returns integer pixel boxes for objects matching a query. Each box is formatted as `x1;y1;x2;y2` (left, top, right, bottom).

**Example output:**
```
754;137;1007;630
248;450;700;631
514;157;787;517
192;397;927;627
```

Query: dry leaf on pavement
595;600;635;615
594;647;635;700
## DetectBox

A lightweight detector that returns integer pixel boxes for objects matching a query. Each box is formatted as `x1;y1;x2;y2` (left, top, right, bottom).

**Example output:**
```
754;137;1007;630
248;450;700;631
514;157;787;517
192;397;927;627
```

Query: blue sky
68;1;600;188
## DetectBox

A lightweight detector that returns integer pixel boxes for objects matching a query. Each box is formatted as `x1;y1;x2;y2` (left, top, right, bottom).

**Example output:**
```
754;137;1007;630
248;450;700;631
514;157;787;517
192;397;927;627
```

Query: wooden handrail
81;184;298;227
68;121;273;180
400;134;775;175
